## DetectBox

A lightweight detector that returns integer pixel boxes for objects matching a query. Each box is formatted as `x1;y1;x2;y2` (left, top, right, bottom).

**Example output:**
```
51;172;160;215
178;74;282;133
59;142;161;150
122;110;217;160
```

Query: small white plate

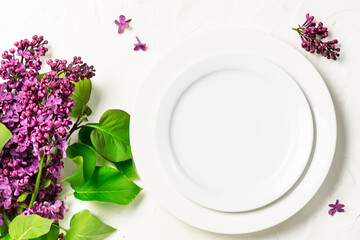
130;29;337;234
155;53;313;212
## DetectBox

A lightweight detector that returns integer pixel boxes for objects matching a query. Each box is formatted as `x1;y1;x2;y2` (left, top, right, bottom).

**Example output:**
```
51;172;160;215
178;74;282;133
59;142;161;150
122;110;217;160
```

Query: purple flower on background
0;35;95;221
45;94;62;111
114;15;131;34
328;199;345;216
22;199;68;221
134;36;147;51
0;213;3;226
17;49;31;59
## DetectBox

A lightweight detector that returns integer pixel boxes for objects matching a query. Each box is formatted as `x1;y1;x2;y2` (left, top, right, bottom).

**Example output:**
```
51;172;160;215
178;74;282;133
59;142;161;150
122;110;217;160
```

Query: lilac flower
22;199;69;221
45;94;62;111
134;36;147;51
17;49;31;59
0;35;95;221
0;213;3;226
328;199;345;216
292;13;340;60
114;15;131;34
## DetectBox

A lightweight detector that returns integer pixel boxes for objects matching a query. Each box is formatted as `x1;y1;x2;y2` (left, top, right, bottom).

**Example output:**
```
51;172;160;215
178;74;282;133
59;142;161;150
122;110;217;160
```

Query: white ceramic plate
130;29;336;234
155;53;314;212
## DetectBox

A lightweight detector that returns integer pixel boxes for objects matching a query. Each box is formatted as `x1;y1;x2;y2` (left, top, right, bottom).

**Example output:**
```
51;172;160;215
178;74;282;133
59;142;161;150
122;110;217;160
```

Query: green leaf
0;123;12;153
79;125;138;178
9;215;53;240
83;105;92;116
64;143;96;186
45;155;52;165
78;126;95;148
0;234;11;240
40;179;51;190
70;105;92;119
0;222;8;236
63;210;116;240
17;192;31;202
88;110;132;162
72;166;141;205
69;78;92;118
78;126;108;162
63;156;86;186
112;159;138;179
36;73;47;82
41;222;59;240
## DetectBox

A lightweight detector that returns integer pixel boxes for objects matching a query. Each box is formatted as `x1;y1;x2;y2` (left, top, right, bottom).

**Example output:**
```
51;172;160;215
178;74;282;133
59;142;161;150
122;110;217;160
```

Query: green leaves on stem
66;107;141;205
6;212;115;240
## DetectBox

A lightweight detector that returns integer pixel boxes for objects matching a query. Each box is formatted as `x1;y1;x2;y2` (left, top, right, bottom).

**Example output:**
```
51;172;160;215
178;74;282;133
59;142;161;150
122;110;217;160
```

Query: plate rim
130;28;337;234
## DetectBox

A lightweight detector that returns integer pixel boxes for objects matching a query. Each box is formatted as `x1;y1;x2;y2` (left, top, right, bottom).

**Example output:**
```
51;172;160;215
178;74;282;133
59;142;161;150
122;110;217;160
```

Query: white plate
130;29;336;234
155;53;314;212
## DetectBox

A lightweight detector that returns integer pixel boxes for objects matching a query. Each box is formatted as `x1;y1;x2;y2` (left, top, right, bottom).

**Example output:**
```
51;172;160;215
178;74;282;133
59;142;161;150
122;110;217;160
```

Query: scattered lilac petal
115;15;130;34
134;36;147;51
328;199;345;216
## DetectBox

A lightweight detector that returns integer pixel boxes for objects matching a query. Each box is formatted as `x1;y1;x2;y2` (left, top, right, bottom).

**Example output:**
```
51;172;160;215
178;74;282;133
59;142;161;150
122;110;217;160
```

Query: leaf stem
29;153;45;208
291;27;302;33
67;107;87;140
68;118;81;140
52;223;67;232
58;192;74;200
1;209;11;226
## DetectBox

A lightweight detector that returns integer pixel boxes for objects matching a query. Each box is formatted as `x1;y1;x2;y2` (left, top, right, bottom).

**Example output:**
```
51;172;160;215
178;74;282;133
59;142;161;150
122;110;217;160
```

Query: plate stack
130;29;336;234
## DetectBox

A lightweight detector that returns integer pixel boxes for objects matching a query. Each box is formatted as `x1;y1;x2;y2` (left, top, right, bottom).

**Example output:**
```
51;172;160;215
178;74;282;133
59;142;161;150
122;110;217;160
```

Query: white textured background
1;0;360;239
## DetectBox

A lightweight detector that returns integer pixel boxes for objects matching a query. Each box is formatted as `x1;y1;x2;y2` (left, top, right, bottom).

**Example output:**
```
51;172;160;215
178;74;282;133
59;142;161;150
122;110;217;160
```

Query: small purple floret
114;15;131;34
134;36;147;51
328;199;345;216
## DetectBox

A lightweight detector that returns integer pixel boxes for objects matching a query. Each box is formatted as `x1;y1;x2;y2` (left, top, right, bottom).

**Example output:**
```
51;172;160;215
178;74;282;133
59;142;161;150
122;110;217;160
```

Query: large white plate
130;29;337;234
155;53;314;212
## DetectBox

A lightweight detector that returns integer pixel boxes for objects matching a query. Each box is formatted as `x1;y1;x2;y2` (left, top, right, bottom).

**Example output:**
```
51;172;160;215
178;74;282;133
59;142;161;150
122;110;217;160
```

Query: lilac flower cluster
293;13;340;60
0;35;95;223
22;199;69;221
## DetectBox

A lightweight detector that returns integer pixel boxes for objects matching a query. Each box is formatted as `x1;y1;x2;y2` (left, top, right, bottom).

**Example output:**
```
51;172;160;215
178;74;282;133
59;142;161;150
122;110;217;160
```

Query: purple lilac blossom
328;199;345;216
134;36;147;51
22;199;68;221
0;35;95;221
293;13;340;60
114;15;131;34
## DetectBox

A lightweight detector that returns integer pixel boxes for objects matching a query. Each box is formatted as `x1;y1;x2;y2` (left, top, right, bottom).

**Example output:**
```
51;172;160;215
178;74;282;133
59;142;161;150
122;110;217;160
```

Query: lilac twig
29;153;45;208
292;13;340;60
